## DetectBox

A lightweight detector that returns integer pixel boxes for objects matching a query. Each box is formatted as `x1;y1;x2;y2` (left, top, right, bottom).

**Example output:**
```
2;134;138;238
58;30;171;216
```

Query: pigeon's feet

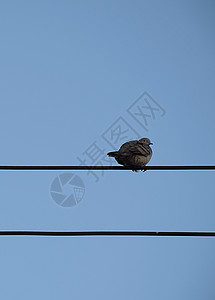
141;166;147;172
129;165;139;172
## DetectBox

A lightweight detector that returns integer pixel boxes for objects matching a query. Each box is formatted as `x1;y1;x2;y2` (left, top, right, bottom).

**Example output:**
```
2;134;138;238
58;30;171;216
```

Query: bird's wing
118;141;138;155
128;142;151;156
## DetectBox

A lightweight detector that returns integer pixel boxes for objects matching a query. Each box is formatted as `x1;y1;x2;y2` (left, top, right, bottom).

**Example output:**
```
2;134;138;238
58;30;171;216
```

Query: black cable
0;231;214;237
0;165;214;170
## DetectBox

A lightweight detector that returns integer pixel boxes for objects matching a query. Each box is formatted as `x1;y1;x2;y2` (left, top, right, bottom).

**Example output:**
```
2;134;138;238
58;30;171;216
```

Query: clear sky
0;0;215;299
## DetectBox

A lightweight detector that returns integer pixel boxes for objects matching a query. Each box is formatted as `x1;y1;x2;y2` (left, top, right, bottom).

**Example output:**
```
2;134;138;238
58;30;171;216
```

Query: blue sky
0;0;215;299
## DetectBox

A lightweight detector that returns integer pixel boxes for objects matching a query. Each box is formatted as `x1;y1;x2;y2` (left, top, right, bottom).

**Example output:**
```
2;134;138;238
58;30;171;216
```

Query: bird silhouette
107;138;153;172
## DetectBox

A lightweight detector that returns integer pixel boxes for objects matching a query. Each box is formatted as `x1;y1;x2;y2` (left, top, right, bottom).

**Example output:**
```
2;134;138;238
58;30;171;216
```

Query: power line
0;165;214;171
0;231;214;237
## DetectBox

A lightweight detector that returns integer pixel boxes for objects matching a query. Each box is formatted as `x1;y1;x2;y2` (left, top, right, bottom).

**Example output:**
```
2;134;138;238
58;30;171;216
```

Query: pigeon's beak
149;142;153;145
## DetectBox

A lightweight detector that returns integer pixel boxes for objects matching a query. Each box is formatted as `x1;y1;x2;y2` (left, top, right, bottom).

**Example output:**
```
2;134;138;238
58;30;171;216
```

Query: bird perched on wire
107;138;153;172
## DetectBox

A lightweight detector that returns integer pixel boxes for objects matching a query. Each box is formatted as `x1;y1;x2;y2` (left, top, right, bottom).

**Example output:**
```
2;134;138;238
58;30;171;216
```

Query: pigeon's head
139;138;153;145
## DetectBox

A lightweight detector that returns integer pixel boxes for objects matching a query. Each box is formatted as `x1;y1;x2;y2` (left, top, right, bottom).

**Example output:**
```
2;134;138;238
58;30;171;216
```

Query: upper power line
0;165;214;171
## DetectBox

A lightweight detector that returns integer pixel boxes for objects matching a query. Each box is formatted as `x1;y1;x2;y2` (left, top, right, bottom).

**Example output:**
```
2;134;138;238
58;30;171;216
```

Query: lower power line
0;231;214;237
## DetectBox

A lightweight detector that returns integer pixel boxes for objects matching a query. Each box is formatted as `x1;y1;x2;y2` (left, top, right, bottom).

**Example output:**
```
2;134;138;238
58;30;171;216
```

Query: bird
107;137;153;172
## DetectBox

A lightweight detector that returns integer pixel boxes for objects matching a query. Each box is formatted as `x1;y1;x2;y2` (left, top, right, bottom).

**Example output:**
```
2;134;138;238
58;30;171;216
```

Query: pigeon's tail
107;151;118;157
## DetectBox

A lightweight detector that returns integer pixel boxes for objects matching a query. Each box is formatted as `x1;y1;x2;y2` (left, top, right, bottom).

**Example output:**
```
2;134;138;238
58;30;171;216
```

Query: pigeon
107;138;153;171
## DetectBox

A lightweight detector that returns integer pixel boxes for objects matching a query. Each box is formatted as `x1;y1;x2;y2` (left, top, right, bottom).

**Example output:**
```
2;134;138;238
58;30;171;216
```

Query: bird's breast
133;154;151;166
